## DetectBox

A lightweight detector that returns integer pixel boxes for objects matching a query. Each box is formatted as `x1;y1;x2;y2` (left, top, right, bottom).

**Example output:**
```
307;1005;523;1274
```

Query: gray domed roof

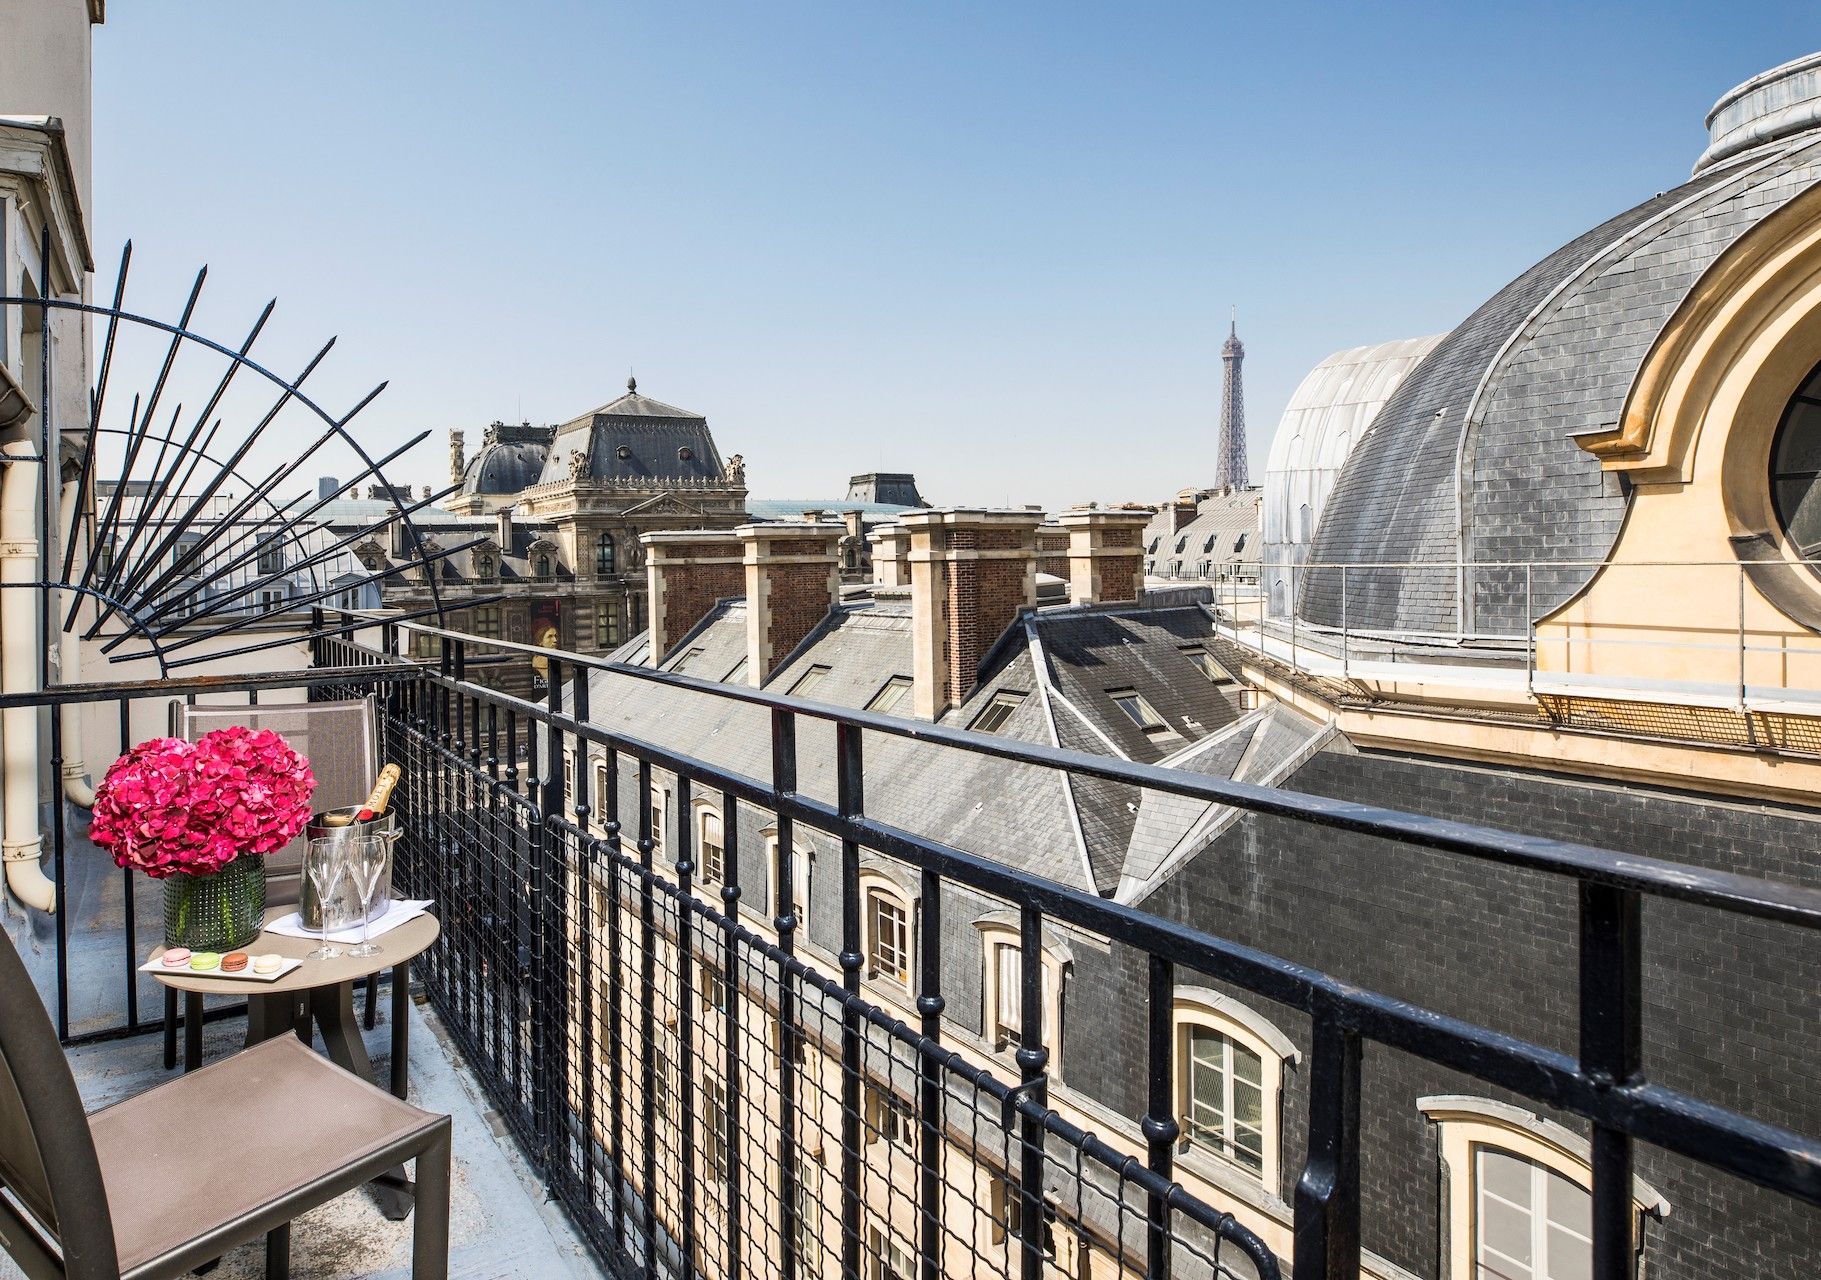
1301;111;1821;638
461;423;554;496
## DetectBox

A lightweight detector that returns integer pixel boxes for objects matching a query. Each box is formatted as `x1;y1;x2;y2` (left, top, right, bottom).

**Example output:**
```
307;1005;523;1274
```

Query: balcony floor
0;996;606;1280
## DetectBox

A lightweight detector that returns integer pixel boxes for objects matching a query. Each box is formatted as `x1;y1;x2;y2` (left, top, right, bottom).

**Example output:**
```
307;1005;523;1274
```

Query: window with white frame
990;1175;1058;1257
868;1226;914;1280
864;877;912;986
703;1075;729;1183
982;931;1063;1066
700;959;727;1014
593;762;611;825
764;831;812;931
1174;992;1296;1190
649;786;667;858
1421;1096;1668;1280
865;1084;916;1155
794;1153;822;1270
1476;1148;1591;1280
1108;687;1174;736
697;804;725;887
1183;1024;1265;1174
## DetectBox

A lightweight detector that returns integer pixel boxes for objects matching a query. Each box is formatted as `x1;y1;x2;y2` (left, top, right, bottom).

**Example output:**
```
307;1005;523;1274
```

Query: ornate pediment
621;492;708;521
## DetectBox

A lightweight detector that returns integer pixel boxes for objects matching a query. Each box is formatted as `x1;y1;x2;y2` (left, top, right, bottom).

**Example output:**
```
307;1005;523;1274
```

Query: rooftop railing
14;609;1821;1280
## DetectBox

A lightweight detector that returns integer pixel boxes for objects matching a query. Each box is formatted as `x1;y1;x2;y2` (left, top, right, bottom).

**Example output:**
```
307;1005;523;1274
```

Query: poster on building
526;598;561;688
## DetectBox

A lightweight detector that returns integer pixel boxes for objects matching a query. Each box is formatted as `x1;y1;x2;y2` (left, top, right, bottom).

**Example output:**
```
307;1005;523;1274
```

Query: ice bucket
300;806;400;930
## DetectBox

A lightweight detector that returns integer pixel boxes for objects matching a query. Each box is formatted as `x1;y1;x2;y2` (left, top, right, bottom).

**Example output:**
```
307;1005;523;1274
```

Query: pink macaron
161;947;192;968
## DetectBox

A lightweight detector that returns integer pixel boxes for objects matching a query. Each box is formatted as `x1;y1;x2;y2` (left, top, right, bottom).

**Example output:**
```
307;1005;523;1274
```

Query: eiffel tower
1215;309;1248;489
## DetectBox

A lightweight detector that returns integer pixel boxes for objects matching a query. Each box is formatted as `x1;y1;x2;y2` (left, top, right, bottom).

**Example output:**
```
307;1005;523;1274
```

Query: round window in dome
1771;360;1821;565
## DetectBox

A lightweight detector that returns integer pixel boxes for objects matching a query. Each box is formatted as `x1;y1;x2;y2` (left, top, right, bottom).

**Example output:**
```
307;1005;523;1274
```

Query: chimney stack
902;508;1041;719
642;530;747;663
1169;495;1200;534
869;524;910;588
739;521;843;686
1058;508;1154;605
496;506;514;558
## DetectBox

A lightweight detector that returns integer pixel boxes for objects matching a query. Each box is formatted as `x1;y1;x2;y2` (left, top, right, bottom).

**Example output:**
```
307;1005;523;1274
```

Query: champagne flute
346;835;388;959
305;836;347;960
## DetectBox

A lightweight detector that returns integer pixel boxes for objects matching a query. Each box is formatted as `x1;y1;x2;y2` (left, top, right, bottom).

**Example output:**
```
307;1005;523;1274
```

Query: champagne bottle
356;763;401;821
324;763;401;827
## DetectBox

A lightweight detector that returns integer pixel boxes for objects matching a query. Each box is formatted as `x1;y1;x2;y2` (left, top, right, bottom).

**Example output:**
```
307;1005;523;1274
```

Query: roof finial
627;370;637;394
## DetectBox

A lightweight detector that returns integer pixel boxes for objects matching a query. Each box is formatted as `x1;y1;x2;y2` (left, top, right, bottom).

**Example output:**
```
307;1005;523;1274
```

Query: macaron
161;947;192;968
189;952;220;971
221;952;249;973
252;953;283;975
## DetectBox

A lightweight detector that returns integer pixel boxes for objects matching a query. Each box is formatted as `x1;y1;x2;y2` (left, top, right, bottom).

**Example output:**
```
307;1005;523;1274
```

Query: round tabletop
148;904;439;997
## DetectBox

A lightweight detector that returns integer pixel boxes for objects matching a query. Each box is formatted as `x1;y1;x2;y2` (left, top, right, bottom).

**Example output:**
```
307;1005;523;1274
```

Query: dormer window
1771;359;1821;565
476;555;494;579
535;555;552;578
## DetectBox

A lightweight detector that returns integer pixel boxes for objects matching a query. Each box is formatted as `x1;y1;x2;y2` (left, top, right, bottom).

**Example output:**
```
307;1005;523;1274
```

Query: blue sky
92;3;1817;509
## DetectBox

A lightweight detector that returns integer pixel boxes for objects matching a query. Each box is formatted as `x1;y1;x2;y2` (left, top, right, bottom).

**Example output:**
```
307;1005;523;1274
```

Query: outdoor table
148;904;440;1219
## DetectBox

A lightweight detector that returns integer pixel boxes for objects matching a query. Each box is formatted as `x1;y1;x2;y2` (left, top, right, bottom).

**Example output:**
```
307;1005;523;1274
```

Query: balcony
6;614;1819;1280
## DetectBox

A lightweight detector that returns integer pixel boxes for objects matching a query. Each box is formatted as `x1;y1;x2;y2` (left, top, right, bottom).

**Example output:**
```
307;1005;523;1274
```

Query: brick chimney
1168;491;1202;533
1058;508;1153;605
902;508;1041;719
642;530;747;662
869;524;910;588
739;521;843;686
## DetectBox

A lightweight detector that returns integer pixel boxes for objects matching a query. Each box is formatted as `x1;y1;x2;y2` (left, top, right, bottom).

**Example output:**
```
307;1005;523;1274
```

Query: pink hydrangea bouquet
92;728;317;878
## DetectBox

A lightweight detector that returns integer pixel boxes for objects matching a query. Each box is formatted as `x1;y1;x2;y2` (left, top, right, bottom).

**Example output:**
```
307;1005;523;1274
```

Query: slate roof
595;592;1258;896
1144;491;1261;581
1303;134;1821;636
461;439;551;496
538;383;729;487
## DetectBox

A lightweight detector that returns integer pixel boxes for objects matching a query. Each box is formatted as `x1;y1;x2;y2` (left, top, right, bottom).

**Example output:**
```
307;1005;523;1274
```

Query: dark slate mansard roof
1302;134;1821;637
539;385;728;486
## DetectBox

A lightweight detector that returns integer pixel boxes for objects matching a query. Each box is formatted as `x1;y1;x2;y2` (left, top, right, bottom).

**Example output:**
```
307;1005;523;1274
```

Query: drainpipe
57;471;92;807
1;441;54;911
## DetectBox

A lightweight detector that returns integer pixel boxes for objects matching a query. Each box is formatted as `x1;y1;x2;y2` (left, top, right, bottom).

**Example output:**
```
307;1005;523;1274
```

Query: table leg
310;981;415;1220
163;987;178;1070
390;961;411;1100
183;991;203;1073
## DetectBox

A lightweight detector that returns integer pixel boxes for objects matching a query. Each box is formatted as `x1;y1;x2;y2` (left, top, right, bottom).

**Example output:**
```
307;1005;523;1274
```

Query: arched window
1174;990;1298;1189
1420;1096;1669;1280
595;535;615;576
1771;359;1821;563
860;871;913;988
477;555;494;579
978;923;1066;1072
695;802;724;888
536;554;552;578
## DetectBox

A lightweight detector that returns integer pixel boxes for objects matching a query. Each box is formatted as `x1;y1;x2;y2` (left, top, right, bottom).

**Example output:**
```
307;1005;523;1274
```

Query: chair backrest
0;929;118;1278
175;698;379;900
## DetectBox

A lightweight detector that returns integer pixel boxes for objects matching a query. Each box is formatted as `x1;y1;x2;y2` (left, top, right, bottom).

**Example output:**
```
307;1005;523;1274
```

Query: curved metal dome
461;433;551;496
1260;334;1442;618
1301;74;1821;639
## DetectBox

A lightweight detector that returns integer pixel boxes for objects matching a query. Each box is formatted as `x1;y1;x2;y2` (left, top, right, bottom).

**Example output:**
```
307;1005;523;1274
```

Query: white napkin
265;898;434;945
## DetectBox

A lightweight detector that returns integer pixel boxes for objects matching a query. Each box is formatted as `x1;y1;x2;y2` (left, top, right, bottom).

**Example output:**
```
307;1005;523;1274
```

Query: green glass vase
162;857;266;951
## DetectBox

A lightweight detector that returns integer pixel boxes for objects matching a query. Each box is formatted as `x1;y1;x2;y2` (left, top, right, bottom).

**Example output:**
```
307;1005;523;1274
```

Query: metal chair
164;699;387;1068
0;926;451;1280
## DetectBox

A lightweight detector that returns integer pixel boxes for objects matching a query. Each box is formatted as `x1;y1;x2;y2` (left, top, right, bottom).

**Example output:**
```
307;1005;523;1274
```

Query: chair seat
88;1036;442;1275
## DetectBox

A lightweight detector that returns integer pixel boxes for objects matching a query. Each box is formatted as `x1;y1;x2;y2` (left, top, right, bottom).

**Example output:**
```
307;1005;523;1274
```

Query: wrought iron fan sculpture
0;236;498;676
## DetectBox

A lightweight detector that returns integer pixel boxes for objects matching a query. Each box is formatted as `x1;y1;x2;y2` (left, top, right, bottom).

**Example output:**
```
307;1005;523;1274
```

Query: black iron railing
291;613;1821;1280
12;609;1821;1279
